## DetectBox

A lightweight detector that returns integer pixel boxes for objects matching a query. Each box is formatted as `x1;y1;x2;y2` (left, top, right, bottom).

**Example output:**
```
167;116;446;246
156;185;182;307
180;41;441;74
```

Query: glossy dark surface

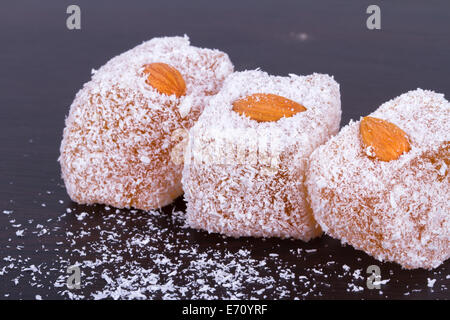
0;0;448;299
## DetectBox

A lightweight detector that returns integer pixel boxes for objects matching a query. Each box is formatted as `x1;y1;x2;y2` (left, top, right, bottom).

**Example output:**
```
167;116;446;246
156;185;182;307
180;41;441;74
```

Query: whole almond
360;116;411;161
143;63;186;98
232;93;306;122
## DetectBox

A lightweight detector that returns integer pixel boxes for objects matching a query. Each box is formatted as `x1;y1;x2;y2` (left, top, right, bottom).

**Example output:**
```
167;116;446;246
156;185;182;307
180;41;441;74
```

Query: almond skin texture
143;63;186;98
232;93;306;122
360;116;411;161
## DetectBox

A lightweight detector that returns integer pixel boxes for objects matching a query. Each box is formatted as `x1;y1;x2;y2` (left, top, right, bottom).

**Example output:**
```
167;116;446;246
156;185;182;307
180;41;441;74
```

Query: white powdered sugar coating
307;89;450;269
182;70;341;240
59;36;234;210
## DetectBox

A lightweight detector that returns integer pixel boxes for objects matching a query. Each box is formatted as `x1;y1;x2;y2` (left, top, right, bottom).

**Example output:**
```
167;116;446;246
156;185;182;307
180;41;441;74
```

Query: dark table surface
0;0;449;300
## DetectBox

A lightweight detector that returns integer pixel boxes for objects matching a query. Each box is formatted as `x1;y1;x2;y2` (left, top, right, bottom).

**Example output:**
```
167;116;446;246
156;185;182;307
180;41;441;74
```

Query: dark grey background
0;0;448;299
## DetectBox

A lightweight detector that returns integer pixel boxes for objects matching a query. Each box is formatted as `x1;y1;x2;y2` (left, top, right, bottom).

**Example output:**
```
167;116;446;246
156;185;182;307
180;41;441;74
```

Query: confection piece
307;89;449;269
183;70;341;240
60;36;234;210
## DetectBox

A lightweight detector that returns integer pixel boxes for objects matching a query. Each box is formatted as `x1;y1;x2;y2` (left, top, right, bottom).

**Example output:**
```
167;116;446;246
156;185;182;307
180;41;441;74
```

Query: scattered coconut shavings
373;279;390;286
15;230;25;237
353;269;363;280
76;212;88;221
348;283;364;292
427;278;436;288
0;180;448;299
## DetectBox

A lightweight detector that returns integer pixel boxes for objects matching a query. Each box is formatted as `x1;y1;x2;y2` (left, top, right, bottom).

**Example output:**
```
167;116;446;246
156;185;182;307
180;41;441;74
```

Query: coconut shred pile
0;184;448;299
